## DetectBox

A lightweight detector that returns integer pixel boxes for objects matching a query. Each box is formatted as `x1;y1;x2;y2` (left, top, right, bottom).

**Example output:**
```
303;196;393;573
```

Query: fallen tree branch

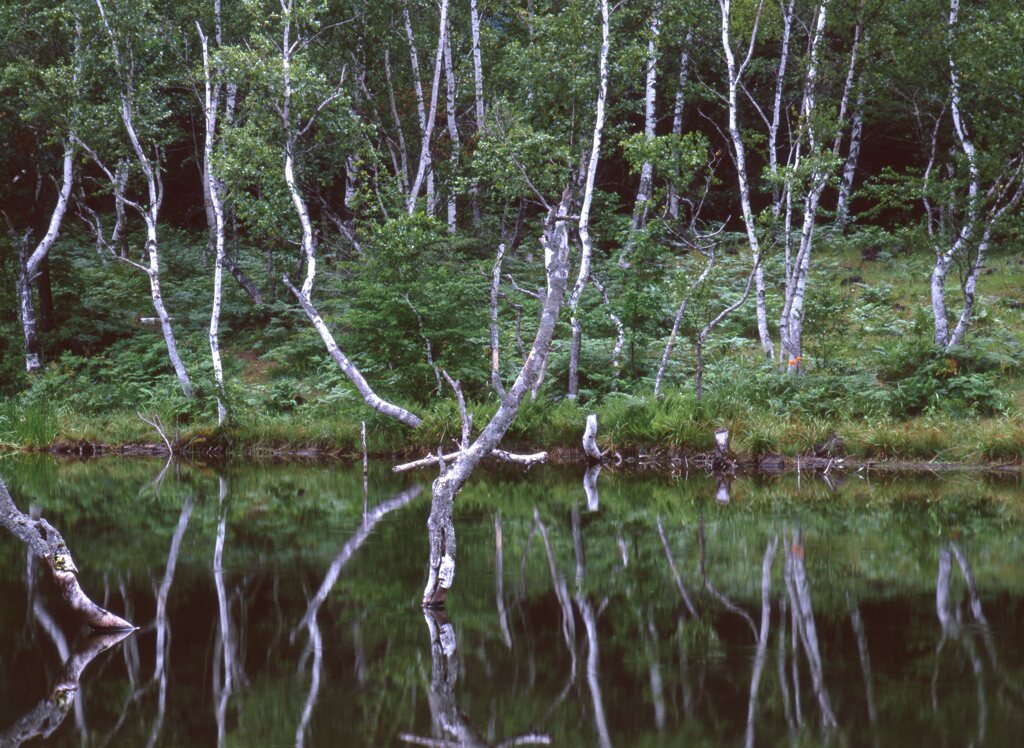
393;449;547;473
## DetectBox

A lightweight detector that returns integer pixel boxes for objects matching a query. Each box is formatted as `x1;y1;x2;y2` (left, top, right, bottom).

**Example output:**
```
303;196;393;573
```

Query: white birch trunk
18;139;75;372
769;0;796;218
384;48;410;192
422;190;573;607
777;1;831;373
406;0;450;215
835;85;865;229
199;24;227;424
95;0;194;399
566;0;610;400
442;18;460;233
720;0;774;361
629;7;660;236
276;2;421;428
469;0;485;224
667;33;692;221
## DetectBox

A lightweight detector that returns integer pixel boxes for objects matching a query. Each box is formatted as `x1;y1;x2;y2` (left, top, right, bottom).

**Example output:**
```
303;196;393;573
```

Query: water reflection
1;458;1023;745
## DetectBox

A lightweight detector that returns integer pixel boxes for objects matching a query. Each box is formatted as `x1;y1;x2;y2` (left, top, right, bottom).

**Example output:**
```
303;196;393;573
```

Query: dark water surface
1;456;1023;746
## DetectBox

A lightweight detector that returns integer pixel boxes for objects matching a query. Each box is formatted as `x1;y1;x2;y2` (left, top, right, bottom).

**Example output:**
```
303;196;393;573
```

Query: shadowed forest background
1;0;1022;460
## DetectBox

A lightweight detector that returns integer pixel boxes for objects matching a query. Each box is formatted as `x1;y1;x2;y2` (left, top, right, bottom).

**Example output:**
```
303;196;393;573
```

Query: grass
3;393;1021;466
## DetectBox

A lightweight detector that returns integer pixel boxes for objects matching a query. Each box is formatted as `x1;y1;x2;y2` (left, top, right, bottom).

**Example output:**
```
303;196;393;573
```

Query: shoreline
4;439;1018;475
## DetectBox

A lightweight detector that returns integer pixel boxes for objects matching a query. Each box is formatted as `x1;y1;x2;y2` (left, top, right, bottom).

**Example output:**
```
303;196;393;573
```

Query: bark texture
422;190;573;607
1;476;133;630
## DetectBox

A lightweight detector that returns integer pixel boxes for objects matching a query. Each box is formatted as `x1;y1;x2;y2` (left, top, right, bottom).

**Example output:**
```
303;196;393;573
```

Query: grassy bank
2;392;1022;465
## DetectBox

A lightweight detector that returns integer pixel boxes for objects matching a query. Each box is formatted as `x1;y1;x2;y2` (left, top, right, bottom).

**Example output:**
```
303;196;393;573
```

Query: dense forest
1;0;1022;460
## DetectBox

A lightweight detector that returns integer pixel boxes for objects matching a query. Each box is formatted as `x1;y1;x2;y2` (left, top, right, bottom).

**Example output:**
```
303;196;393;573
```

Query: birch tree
719;0;774;361
198;21;228;424
927;0;1024;350
87;0;195;399
271;0;423;428
566;0;610;400
3;10;82;373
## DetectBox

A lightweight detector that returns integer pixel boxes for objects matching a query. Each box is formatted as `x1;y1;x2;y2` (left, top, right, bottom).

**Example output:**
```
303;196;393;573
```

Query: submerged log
1;476;133;630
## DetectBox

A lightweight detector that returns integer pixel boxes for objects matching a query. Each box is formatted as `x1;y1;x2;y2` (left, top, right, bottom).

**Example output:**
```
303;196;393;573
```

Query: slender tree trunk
442;16;460;233
17;139;75;372
777;0;831;373
720;0;775;361
667;34;692;221
622;3;660;262
384;48;411;193
96;0;194;398
406;1;450;214
835;85;865;230
769;0;796;218
567;0;610;400
469;0;485;225
199;24;228;424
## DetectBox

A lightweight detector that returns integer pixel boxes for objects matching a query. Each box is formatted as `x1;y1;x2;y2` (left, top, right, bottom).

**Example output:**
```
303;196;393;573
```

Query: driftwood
1;476;133;630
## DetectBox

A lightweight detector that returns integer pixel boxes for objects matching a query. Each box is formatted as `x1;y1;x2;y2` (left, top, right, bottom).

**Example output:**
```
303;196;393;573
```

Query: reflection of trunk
146;495;193;748
583;463;602;511
296;486;422;633
0;630;132;747
213;477;236;747
785;529;836;729
494;513;513;649
745;537;778;748
846;592;877;726
294;600;322;748
572;516;612;748
399;611;550;747
657;518;697;617
1;477;132;630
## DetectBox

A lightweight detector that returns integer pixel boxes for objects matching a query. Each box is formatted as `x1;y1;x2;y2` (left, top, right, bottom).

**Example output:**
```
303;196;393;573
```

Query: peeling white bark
406;0;450;214
95;0;194;399
667;33;692;221
778;1;831;373
567;0;610;400
720;0;774;361
442;17;460;232
198;23;227;424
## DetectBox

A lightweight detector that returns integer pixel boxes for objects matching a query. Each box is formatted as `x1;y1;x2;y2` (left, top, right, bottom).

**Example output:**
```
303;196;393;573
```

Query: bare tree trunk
777;1;831;373
442;15;460;233
654;246;715;398
95;0;195;399
422;190;573;607
720;0;774;361
199;23;228;424
406;0;450;214
621;3;661;265
17;140;75;373
384;48;411;193
667;34;692;221
276;3;421;428
769;0;796;218
835;85;865;230
930;0;1024;350
469;0;485;225
566;0;611;400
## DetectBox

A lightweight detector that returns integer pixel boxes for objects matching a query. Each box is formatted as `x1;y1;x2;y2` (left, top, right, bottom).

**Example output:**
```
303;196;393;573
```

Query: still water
1;456;1022;746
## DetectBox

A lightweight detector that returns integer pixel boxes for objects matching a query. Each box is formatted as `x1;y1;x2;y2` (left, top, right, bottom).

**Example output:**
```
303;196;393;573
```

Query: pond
1;456;1023;746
